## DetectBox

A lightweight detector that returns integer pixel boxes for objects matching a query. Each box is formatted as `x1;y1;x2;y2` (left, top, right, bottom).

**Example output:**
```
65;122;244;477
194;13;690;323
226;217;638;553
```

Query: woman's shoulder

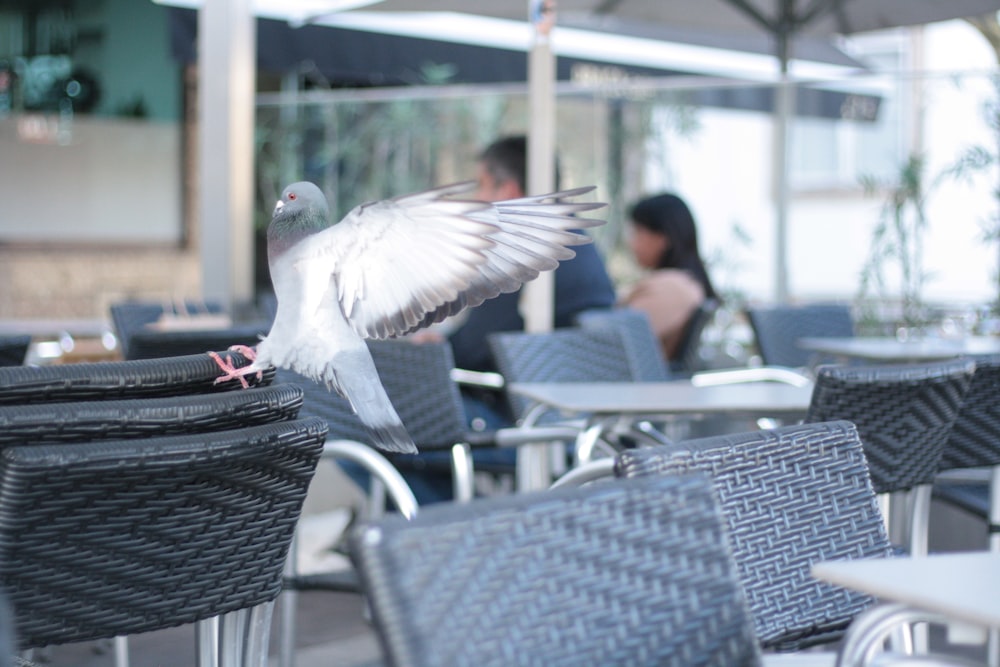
639;268;704;293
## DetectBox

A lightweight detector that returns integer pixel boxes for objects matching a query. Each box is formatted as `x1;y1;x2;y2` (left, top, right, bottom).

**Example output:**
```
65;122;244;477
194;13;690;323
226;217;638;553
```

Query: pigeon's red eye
288;192;297;200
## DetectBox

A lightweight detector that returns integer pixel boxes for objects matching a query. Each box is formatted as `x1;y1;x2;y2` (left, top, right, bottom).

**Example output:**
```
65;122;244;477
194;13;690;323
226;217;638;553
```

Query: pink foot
208;346;262;389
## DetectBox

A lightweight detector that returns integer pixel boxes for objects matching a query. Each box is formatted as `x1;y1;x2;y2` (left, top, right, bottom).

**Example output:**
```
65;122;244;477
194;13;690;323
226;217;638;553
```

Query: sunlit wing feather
297;182;606;340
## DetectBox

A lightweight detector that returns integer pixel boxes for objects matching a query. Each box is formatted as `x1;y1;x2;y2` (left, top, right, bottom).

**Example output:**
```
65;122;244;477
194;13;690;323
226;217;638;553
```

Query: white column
198;0;256;311
522;0;557;333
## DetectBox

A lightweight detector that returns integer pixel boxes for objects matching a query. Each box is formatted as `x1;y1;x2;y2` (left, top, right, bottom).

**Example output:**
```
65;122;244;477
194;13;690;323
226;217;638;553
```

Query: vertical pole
518;0;558;492
773;29;791;304
522;0;556;333
198;0;256;312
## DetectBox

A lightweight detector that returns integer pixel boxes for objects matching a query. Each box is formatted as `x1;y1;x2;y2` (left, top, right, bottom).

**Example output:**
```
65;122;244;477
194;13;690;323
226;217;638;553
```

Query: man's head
475;135;526;202
474;135;561;203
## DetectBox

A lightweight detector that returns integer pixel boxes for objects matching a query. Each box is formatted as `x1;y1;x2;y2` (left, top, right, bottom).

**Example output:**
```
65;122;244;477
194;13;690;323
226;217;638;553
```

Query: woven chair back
940;353;1000;470
0;351;271;405
575;308;671;381
488;327;634;423
1;417;327;649
671;298;720;375
746;303;854;368
278;339;468;450
616;420;893;651
0;383;302;445
0;335;31;367
350;474;762;667
806;359;975;493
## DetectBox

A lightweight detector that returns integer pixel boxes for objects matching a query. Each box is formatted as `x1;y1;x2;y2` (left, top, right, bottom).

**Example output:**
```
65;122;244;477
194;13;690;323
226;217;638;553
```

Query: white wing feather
294;182;605;340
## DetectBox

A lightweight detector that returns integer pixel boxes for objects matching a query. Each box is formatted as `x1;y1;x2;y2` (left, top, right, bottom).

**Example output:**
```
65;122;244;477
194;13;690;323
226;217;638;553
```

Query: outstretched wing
296;182;606;339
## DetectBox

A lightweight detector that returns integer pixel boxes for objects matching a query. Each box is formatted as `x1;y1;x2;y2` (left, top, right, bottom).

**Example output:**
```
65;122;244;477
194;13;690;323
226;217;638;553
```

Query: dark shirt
448;242;616;371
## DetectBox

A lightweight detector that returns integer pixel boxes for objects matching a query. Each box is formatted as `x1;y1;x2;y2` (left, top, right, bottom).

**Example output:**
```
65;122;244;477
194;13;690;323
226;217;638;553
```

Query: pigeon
212;180;606;454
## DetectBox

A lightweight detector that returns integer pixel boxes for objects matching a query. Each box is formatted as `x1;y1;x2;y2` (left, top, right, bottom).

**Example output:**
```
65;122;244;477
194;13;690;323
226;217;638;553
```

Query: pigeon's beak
274;199;284;214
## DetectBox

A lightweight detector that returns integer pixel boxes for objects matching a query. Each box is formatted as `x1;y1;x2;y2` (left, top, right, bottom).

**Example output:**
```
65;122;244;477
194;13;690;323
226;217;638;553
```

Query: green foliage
856;153;932;331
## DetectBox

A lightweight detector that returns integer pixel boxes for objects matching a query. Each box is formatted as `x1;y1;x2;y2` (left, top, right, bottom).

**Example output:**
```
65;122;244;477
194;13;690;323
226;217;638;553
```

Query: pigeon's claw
208;350;257;389
228;344;258;362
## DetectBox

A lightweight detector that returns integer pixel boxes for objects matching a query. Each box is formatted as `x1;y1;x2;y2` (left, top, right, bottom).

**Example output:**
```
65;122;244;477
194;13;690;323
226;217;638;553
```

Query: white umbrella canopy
361;0;1000;307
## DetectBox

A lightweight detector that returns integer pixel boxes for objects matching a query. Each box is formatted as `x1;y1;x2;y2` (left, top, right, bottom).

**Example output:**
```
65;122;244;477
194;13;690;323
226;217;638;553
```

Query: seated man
341;135;616;506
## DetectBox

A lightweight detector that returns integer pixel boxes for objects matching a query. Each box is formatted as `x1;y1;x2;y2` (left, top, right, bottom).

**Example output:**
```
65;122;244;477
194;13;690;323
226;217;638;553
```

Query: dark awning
167;7;880;121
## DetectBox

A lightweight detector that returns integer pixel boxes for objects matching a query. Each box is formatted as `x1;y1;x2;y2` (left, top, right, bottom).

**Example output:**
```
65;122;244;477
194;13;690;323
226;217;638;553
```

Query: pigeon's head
268;181;331;255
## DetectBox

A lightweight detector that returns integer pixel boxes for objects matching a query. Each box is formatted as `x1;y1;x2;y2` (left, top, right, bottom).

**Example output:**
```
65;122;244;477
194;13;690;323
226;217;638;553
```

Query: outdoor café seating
349;473;762;667
0;351;309;667
0;336;30;367
804;359;976;556
275;338;585;667
746;302;855;370
557;420;894;654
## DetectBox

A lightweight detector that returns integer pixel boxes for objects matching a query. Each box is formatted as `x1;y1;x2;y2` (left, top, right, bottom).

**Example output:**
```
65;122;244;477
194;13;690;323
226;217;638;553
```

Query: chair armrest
492;425;583;448
320;439;418;519
449;368;505;390
691;366;812;388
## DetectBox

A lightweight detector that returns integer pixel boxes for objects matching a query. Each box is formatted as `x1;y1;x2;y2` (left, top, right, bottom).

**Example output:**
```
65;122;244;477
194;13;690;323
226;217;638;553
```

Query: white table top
812;552;1000;629
798;336;1000;363
507;380;814;419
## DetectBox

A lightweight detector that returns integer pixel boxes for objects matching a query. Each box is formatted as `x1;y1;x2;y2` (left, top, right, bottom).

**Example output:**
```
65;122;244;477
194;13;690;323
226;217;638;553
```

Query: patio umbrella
187;0;1000;320
359;0;1000;309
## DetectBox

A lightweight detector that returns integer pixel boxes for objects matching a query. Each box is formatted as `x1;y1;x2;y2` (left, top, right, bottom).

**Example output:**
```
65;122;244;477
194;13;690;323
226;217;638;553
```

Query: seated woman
622;193;719;363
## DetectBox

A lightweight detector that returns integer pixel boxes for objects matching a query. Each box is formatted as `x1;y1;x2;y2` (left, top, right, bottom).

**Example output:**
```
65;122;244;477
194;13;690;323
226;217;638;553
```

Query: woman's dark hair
629;193;718;300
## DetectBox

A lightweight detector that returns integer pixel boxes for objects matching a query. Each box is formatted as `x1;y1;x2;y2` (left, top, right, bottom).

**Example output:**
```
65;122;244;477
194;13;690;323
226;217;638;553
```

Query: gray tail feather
367;419;418;454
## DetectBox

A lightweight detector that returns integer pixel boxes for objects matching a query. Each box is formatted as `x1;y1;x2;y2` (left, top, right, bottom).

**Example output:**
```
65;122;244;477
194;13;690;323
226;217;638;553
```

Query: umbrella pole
774;72;791;304
523;0;557;334
773;23;793;305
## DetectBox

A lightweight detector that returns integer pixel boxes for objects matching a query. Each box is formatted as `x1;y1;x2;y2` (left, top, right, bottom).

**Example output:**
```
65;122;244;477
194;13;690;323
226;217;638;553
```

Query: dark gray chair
615;420;894;652
805;359;975;556
0;384;303;445
746;303;854;369
0;418;327;666
110;300;226;358
933;354;1000;549
574;308;672;381
109;300;268;361
349;474;762;667
671;297;720;375
0;336;31;367
275;339;571;667
0;351;288;667
0;350;272;405
487;327;638;426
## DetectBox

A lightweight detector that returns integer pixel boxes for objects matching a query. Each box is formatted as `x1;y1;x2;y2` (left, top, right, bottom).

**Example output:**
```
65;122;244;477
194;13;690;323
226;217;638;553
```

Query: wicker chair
0;352;285;667
615;420;894;653
746;303;854;369
671;297;720;375
487;327;638;426
110;300;226;358
574;308;672;381
933;354;1000;550
124;325;268;361
0;384;303;445
0;335;31;367
805;359;975;556
277;339;553;667
0;417;327;666
349;473;762;667
0;350;271;405
110;300;268;361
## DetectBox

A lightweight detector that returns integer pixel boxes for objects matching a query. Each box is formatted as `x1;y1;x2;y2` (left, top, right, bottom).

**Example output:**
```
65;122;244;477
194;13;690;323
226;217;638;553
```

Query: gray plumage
233;180;605;454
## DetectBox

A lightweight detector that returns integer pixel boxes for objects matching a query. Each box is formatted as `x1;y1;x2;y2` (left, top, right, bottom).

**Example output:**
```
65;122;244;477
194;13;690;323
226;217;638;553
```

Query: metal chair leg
113;636;129;667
